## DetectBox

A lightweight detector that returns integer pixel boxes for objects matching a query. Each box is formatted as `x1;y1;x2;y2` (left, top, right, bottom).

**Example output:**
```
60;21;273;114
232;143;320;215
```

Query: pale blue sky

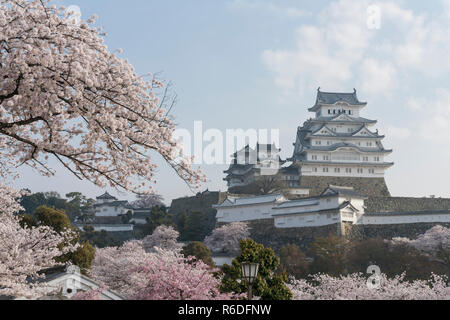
11;0;450;204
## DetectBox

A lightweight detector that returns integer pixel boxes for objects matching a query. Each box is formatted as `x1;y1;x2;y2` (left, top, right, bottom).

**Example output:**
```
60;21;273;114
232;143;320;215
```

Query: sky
10;0;450;205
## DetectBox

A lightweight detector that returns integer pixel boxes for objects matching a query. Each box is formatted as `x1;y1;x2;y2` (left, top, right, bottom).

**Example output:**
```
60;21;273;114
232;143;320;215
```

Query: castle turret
224;143;285;189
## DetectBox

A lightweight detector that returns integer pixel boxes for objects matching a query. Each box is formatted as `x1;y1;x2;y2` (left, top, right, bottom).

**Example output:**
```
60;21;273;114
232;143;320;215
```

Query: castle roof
321;185;366;199
365;209;450;216
303;142;393;154
96;192;117;200
232;143;281;158
310;124;384;139
310;114;377;125
309;88;367;111
214;193;284;208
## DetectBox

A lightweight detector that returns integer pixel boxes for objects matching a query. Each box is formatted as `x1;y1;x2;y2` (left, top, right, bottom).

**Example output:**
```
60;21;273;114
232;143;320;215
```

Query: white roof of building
274;199;320;209
214;193;283;208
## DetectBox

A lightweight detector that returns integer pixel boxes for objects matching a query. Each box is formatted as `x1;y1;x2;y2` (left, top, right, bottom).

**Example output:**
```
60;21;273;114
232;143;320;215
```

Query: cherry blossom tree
142;225;182;253
132;194;164;209
90;240;148;298
289;273;450;300
0;0;203;299
90;241;239;300
204;222;250;255
0;0;203;195
391;225;450;269
131;249;239;300
0;185;78;299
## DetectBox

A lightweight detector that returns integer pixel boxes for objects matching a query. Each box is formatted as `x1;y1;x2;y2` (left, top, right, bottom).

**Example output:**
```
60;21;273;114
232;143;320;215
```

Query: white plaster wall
319;106;362;118
274;212;340;228
301;164;386;178
216;202;275;223
95;205;128;217
358;214;450;225
93;225;134;232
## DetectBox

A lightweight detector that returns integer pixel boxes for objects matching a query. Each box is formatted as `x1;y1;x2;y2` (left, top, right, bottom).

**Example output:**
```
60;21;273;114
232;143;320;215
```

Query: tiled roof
312;115;377;124
365;210;450;216
214;193;283;208
309;88;367;111
96;192;117;200
300;141;392;154
322;185;366;199
310;124;384;139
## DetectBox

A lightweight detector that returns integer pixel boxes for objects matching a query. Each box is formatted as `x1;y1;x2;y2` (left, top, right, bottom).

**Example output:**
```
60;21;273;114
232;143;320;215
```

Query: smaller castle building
94;192;133;218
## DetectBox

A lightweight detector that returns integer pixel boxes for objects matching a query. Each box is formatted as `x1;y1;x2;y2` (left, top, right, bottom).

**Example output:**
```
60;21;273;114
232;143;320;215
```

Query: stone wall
365;197;450;213
219;218;450;252
345;222;450;241
245;219;340;252
169;191;226;215
169;191;228;235
299;176;391;197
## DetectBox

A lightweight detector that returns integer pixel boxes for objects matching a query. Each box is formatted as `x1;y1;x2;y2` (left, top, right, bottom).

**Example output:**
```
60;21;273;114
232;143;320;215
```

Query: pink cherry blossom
0;183;78;299
204;222;250;255
91;240;240;300
391;225;450;268
142;225;182;253
289;273;450;300
0;0;204;195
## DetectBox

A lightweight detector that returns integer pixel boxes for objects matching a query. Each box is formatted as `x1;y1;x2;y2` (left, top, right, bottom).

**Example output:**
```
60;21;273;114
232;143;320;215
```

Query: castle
215;89;450;248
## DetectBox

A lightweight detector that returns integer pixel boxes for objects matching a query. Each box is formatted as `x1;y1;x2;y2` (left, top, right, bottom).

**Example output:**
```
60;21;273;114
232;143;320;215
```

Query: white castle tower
290;88;394;178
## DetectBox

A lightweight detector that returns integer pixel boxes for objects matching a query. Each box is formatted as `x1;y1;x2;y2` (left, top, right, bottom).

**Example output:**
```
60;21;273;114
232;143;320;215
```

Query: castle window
335;168;340;173
349;110;352;115
369;169;375;174
313;168;318;173
323;168;329;173
312;155;318;160
328;109;331;114
333;110;336;114
323;155;329;161
357;168;363;174
346;168;352;173
363;156;369;162
374;157;380;162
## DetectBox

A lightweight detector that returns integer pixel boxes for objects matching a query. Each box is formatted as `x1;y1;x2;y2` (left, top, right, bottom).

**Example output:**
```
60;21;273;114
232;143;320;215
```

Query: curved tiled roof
311;115;377;124
322;185;366;198
304;142;393;154
96;192;117;200
309;88;367;111
310;124;384;139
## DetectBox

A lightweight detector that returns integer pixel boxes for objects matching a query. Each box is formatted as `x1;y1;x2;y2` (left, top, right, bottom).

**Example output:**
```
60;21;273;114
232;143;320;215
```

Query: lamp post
241;262;259;300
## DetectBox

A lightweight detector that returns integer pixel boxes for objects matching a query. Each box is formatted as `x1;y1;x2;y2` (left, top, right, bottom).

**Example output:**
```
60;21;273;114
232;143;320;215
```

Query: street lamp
241;262;259;300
